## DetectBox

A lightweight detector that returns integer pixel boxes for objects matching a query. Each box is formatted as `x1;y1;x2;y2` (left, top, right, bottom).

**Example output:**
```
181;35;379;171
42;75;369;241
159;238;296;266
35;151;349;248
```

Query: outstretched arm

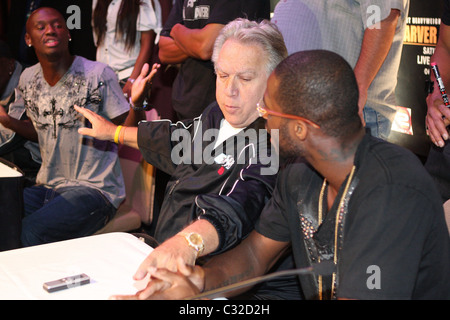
76;63;159;149
75;105;139;148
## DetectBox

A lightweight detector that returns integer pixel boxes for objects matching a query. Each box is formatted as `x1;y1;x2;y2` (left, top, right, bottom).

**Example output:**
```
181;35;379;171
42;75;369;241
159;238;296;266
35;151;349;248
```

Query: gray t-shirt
272;0;409;121
11;56;129;208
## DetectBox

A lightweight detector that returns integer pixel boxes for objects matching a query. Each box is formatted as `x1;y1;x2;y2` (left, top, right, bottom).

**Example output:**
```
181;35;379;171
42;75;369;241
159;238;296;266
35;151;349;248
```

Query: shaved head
26;7;67;34
24;7;72;62
273;50;362;138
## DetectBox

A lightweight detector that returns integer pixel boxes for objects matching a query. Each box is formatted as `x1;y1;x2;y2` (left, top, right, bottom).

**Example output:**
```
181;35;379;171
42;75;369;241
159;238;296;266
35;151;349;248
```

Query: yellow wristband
114;125;123;144
119;126;127;145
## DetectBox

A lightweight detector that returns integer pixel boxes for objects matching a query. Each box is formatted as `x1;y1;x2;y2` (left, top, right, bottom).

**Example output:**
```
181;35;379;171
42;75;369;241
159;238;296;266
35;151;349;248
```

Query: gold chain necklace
317;165;356;300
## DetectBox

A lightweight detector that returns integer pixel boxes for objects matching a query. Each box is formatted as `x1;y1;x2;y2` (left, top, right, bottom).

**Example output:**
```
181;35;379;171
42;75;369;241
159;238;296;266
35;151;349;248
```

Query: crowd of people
0;0;449;300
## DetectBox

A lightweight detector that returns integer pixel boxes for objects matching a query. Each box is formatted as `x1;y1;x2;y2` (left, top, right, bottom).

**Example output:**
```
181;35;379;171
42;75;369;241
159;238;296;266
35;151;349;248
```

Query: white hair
211;18;288;76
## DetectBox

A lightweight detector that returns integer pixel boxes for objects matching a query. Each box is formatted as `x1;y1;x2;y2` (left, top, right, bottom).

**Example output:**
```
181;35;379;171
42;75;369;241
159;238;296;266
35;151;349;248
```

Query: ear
25;33;31;47
293;120;308;141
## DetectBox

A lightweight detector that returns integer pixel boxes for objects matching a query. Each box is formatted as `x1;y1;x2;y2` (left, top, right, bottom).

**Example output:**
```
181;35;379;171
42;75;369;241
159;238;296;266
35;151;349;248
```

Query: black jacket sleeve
137;117;196;176
196;160;277;254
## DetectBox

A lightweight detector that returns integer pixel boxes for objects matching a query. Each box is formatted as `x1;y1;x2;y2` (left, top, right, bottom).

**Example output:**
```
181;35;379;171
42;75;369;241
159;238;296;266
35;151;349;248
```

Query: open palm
131;63;160;107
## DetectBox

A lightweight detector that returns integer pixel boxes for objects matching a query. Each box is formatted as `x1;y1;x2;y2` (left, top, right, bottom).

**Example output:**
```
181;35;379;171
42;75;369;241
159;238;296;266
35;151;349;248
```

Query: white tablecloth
0;161;22;178
0;232;153;300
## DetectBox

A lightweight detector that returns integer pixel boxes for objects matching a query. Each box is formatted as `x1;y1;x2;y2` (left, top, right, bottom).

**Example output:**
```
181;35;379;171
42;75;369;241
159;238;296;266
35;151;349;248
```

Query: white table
0;232;153;299
0;160;22;178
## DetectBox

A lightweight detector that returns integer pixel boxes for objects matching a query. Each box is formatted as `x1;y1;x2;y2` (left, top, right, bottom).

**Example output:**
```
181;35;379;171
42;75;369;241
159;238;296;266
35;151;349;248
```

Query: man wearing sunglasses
133;50;450;300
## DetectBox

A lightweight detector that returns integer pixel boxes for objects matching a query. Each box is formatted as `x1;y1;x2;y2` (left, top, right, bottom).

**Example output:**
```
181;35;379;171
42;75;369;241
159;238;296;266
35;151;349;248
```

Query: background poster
392;0;444;161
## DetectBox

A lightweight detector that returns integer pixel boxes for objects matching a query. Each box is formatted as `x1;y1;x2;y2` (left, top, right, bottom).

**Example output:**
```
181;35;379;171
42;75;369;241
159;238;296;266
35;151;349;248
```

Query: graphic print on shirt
214;153;235;170
23;71;104;139
42;98;64;139
183;0;210;21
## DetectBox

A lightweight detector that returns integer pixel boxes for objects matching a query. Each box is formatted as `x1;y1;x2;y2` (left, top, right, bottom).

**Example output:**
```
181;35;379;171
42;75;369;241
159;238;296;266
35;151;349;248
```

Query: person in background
6;1;98;67
0;40;40;186
271;0;410;141
0;7;131;247
127;50;450;300
424;0;450;230
0;40;22;110
158;0;270;121
92;0;162;124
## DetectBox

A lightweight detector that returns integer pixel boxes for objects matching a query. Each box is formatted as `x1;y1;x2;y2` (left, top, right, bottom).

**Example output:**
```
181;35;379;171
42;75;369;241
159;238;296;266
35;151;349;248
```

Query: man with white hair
77;18;297;299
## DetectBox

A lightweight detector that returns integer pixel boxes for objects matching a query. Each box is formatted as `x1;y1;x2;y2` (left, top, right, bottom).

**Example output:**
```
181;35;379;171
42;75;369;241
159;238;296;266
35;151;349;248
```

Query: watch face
189;233;202;245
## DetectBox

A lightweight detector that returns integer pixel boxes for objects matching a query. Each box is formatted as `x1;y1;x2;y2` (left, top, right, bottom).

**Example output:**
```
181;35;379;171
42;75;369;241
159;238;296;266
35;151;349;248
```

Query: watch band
180;232;205;258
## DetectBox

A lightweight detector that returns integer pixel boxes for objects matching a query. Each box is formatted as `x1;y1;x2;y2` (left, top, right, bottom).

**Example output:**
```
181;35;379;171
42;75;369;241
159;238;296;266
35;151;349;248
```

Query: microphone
187;260;336;300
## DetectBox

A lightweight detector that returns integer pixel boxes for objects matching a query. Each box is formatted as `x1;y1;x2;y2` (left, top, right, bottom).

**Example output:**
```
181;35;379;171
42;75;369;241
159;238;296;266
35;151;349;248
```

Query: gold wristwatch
183;232;205;258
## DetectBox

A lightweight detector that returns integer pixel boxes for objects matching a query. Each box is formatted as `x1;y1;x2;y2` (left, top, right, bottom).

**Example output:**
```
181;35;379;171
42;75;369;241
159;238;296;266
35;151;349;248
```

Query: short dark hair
274;50;362;138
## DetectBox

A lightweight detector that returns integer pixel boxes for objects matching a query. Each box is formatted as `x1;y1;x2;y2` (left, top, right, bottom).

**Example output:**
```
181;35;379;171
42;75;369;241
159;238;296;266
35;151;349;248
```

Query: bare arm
122;31;157;126
202;232;289;297
354;9;401;122
426;23;450;146
75;105;139;149
158;35;189;64
122;30;156;100
0;105;38;142
170;23;224;61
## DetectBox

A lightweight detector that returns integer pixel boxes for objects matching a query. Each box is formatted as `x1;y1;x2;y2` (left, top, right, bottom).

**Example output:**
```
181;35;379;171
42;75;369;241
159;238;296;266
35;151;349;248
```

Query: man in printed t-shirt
0;8;130;247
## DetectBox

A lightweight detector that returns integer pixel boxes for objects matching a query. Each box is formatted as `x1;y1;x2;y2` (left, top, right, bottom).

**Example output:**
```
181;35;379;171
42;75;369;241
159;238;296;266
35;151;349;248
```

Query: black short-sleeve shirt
256;134;450;300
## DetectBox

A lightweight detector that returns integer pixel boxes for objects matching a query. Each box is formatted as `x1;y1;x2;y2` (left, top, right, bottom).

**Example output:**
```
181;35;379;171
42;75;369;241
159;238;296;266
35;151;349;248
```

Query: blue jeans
363;107;392;141
21;185;116;247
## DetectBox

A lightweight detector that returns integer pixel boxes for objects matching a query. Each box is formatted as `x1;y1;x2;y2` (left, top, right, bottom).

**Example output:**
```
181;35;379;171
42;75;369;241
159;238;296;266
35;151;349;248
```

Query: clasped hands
112;235;207;300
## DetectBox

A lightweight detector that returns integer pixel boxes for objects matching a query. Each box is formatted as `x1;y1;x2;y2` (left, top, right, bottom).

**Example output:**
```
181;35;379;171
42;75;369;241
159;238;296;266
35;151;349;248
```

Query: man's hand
75;105;117;141
133;235;198;280
111;258;205;300
426;89;450;147
131;63;160;108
